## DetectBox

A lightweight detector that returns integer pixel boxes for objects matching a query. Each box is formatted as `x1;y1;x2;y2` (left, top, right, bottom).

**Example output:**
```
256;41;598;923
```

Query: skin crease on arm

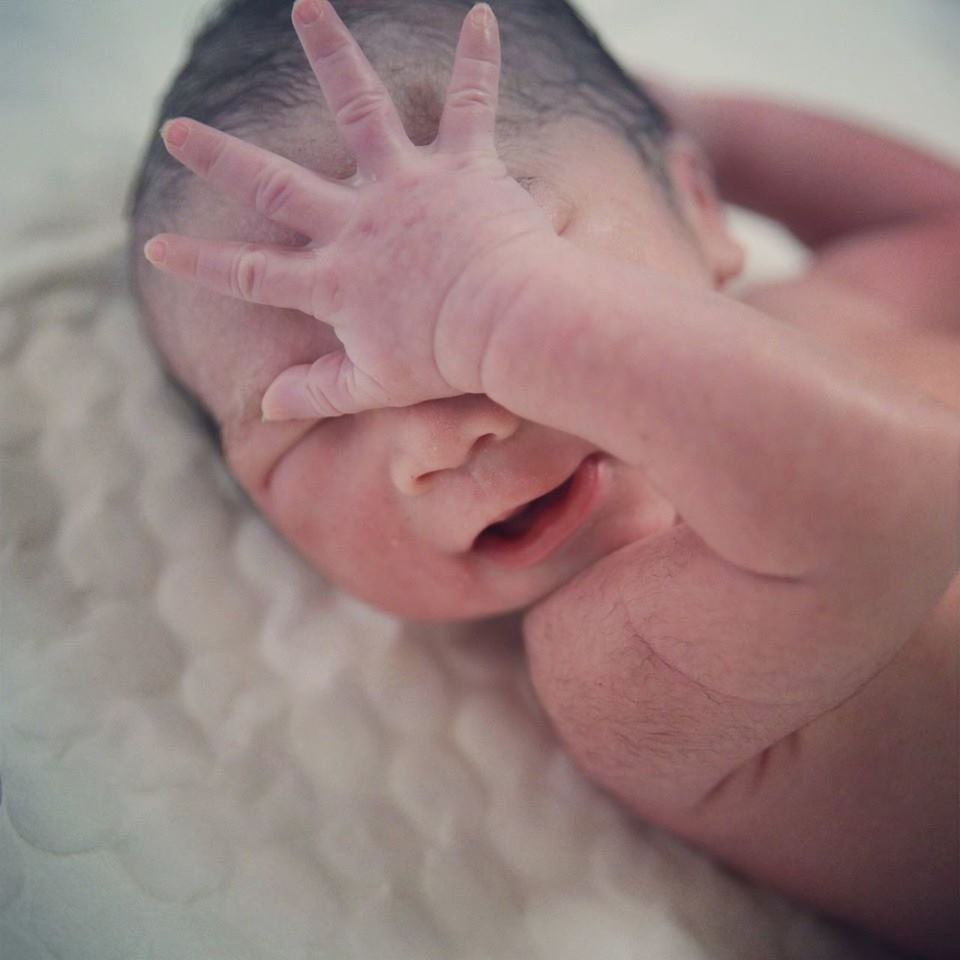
140;7;957;947
461;218;960;773
461;88;960;720
479;93;960;959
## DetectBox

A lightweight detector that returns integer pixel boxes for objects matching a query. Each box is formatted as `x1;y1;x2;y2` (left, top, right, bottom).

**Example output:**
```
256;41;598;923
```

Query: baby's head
127;0;742;622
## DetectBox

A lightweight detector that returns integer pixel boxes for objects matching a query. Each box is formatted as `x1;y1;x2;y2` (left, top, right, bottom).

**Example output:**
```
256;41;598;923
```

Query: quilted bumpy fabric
0;220;898;959
11;0;955;951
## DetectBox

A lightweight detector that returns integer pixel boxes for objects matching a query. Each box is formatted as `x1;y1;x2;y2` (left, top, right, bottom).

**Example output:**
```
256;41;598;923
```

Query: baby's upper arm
522;522;910;822
804;209;960;335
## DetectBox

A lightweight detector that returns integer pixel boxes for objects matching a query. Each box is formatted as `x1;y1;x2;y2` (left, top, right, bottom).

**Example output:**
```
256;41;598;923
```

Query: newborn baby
127;0;960;956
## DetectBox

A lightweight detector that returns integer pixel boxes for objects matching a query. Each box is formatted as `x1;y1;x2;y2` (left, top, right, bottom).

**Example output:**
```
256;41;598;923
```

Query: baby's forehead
505;119;663;218
507;116;637;177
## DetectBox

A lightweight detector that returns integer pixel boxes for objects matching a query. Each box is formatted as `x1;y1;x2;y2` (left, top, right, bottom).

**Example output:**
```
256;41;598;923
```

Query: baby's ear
665;133;744;288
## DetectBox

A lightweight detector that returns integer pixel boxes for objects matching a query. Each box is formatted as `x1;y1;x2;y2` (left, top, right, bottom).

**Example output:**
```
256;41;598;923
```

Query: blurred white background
1;0;958;243
1;4;957;959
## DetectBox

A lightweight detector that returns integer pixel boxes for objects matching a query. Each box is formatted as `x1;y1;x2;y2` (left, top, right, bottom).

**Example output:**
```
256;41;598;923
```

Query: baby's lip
488;499;539;526
470;455;593;547
471;453;599;566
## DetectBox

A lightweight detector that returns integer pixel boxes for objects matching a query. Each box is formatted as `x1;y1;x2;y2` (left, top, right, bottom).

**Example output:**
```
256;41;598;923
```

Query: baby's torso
682;277;960;956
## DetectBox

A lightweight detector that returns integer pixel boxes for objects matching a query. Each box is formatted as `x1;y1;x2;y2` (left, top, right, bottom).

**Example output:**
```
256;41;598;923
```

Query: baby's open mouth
477;474;577;543
471;455;604;569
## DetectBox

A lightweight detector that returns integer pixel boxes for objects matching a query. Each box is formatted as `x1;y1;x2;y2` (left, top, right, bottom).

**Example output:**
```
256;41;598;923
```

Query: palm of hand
144;0;554;420
316;154;554;410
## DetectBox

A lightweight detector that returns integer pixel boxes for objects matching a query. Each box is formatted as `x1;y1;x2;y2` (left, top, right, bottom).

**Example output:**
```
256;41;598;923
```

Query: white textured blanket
2;1;957;958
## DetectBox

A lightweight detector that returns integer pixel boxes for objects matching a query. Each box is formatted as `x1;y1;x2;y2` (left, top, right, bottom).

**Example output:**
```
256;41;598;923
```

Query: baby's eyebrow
515;176;537;192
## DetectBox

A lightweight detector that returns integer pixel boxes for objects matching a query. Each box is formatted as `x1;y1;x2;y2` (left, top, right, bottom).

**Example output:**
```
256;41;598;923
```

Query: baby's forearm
660;90;960;248
477;240;960;607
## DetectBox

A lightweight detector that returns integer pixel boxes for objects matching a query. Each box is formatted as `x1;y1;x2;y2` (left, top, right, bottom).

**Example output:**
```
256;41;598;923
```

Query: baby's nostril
416;470;438;483
396;466;438;493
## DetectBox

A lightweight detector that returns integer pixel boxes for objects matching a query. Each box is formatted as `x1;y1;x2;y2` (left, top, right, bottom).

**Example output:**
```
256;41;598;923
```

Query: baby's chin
320;566;556;625
303;539;585;624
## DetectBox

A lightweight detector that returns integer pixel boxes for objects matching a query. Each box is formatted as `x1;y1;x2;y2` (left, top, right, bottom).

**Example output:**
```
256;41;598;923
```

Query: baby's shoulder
747;210;960;337
738;269;960;416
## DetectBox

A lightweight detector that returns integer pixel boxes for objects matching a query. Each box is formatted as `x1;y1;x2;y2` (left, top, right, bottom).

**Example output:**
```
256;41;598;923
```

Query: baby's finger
436;4;501;156
292;0;414;181
143;234;326;315
261;355;389;420
160;118;352;242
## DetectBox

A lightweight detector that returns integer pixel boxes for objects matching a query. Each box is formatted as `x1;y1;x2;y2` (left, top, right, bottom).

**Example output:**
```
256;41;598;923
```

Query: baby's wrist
435;232;566;396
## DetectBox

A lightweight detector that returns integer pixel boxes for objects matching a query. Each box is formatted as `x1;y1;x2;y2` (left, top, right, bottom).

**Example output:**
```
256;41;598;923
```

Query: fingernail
261;376;296;421
471;3;493;34
261;391;281;421
260;396;293;422
293;0;321;25
161;120;189;148
144;239;167;264
261;367;317;421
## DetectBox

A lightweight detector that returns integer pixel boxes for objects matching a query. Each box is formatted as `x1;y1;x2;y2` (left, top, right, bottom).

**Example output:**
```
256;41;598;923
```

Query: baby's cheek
257;440;399;591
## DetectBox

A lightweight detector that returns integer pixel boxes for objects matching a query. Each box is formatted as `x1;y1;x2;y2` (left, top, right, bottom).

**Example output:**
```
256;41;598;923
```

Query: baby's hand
144;0;555;420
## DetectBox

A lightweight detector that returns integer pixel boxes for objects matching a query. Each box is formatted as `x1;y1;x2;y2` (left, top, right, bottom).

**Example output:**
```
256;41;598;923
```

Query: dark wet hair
125;0;671;449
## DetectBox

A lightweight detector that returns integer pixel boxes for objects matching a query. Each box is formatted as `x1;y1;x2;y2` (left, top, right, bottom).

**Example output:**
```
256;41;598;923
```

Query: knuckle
449;152;500;175
335;88;388;130
303;376;330;416
232;247;265;300
448;85;493;112
310;33;352;69
310;267;343;314
460;51;499;70
394;168;424;191
202;135;229;178
254;166;295;219
304;360;342;416
327;274;344;311
354;367;389;408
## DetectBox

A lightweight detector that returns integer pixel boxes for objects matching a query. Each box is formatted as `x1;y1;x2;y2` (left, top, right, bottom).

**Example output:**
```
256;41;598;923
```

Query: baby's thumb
261;352;369;421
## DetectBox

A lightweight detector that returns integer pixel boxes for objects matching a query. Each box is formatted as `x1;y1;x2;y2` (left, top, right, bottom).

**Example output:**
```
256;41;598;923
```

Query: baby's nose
389;396;520;495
